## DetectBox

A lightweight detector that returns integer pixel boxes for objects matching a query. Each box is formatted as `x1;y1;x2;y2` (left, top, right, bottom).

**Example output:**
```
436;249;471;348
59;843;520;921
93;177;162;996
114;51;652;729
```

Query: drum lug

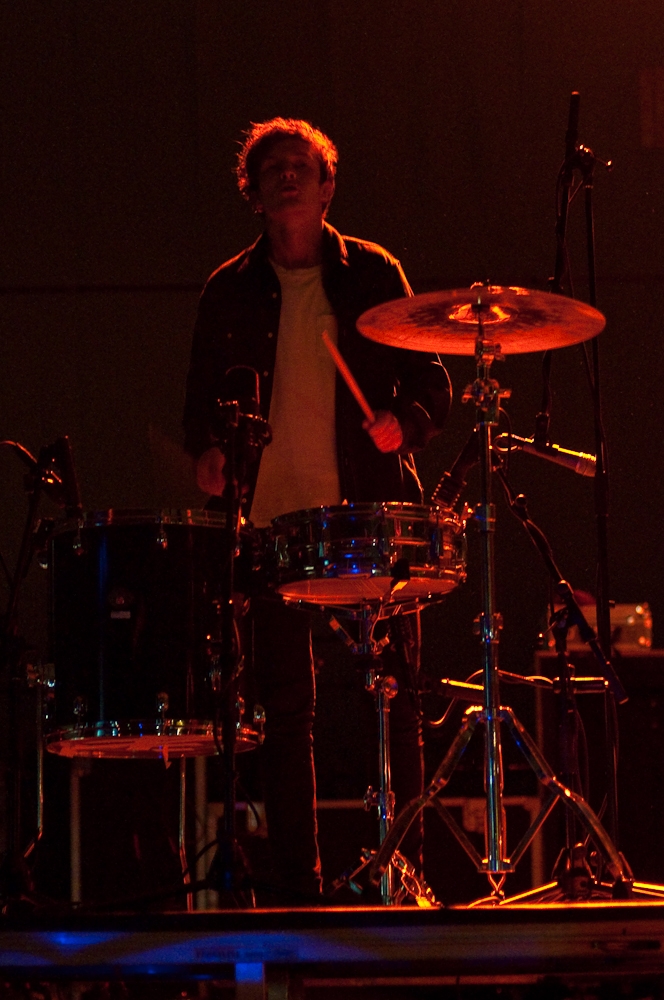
25;659;56;725
72;519;84;556
363;785;395;816
275;534;289;571
28;516;56;569
363;786;379;811
235;696;245;729
252;704;266;743
156;691;169;723
73;695;87;729
209;662;221;693
25;657;53;689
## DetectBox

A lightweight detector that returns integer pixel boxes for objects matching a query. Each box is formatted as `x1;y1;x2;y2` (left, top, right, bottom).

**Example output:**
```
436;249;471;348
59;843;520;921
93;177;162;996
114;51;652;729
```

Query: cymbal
357;285;606;355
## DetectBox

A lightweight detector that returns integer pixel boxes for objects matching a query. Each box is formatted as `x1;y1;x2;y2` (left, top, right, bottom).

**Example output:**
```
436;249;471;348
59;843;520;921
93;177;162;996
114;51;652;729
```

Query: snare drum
47;509;262;759
271;502;466;606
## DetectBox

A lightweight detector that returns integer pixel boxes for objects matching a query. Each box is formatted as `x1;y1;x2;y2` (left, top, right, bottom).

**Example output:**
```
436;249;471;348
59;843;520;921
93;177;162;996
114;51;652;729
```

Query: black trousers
247;596;423;896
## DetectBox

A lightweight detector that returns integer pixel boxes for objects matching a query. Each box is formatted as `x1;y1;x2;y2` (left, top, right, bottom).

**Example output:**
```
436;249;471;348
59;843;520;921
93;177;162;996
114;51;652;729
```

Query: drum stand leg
326;608;436;907
364;663;398;904
179;758;193;912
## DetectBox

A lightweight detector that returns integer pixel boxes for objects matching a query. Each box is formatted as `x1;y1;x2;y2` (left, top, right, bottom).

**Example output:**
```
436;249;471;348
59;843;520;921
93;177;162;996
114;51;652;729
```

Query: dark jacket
183;223;451;512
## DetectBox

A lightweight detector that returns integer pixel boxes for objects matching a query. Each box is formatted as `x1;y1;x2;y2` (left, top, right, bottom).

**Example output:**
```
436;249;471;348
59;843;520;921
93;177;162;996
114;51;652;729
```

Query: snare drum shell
48;510;249;756
271;502;466;605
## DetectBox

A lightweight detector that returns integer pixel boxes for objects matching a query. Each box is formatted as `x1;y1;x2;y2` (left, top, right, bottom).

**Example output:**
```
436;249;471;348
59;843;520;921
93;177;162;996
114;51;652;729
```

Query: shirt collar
237;222;349;275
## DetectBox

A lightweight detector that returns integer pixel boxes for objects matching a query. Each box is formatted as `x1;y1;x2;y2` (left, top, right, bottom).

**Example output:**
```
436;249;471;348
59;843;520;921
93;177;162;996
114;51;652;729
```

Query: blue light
45;931;121;949
236;962;265;984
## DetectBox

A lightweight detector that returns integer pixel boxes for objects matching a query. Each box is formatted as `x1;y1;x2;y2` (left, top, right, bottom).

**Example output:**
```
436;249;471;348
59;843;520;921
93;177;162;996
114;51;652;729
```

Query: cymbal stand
368;303;629;902
324;602;435;906
468;300;511;883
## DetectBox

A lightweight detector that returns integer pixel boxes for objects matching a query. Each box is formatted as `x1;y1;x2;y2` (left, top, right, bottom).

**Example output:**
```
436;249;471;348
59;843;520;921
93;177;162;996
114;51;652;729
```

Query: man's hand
196;446;226;495
363;410;404;453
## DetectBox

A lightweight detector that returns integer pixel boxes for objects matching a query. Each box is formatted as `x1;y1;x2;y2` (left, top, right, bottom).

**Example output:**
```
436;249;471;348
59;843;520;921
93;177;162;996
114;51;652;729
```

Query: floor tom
47;509;261;758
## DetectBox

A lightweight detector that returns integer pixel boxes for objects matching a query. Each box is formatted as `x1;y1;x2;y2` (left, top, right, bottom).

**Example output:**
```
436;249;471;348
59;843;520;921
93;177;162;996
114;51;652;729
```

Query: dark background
1;1;663;896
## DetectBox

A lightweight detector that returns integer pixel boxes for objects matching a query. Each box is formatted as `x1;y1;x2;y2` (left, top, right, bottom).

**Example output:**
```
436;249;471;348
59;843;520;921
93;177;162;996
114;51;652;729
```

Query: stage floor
3;901;664;996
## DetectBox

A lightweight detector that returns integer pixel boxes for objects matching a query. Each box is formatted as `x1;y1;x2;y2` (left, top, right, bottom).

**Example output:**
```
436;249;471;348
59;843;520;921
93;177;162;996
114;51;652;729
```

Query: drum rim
53;508;239;531
45;720;260;746
271;500;456;525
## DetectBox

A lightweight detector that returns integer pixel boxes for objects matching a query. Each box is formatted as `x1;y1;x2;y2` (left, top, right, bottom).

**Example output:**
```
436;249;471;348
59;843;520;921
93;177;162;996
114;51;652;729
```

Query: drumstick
321;330;375;424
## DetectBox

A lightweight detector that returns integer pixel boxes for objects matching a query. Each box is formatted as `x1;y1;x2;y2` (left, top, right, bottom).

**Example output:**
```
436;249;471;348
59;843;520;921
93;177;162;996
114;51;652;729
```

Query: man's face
252;137;334;224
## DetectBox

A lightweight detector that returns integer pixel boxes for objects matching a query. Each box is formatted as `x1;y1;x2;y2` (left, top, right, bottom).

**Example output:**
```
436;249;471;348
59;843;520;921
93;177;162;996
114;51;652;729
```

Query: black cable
0;440;38;468
577;706;590;803
497;406;513;478
236;779;264;833
424;698;458;731
0;549;12;591
0;442;40;592
554;164;580;300
580;339;595;394
424;669;484;730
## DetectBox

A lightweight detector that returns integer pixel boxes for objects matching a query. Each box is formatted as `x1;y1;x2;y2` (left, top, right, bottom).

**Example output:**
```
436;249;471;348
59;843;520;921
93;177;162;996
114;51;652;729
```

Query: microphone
220;365;261;415
493;433;595;477
214;366;272;474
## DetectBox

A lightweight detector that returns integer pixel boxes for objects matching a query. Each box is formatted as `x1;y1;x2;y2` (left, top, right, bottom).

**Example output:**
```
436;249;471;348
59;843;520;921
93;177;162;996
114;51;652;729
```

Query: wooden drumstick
321;330;375;424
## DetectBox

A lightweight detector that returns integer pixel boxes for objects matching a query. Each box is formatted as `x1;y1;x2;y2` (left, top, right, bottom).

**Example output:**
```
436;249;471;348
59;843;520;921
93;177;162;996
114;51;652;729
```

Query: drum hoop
54;508;238;532
272;501;458;526
45;722;261;758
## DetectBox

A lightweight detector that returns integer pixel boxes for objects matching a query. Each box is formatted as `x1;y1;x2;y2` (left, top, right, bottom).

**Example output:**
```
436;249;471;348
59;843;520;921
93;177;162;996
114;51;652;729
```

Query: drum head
278;576;456;604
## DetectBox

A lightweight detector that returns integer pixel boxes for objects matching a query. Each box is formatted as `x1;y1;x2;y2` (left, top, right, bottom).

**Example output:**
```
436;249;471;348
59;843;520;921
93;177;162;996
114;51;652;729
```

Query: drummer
183;117;451;901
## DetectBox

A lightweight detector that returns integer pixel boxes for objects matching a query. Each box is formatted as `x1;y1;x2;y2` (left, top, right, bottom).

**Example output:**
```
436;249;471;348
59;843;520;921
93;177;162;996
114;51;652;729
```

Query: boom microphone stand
207;367;271;903
0;437;80;910
541;92;619;846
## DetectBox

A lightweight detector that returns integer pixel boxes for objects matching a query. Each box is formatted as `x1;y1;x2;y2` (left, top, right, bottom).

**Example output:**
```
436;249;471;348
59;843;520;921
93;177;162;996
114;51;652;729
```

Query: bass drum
47;509;262;759
271;502;466;606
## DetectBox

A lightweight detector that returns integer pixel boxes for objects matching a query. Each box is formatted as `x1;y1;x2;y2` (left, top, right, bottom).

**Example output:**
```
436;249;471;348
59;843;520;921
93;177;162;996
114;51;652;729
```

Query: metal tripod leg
369;668;398;905
369;702;628;891
369;706;482;885
179;758;193;912
501;706;625;878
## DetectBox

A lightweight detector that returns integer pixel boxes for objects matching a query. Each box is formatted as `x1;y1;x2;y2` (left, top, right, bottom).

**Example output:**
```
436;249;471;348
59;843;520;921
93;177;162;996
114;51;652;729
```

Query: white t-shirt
249;262;342;527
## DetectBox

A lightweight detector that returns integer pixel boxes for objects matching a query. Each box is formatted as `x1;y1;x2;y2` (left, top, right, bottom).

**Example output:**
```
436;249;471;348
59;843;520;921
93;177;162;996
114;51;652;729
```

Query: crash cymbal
357;285;605;354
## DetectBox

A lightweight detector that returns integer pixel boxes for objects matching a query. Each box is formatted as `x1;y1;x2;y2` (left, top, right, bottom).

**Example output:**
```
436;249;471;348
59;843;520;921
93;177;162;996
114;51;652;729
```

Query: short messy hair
235;118;338;200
